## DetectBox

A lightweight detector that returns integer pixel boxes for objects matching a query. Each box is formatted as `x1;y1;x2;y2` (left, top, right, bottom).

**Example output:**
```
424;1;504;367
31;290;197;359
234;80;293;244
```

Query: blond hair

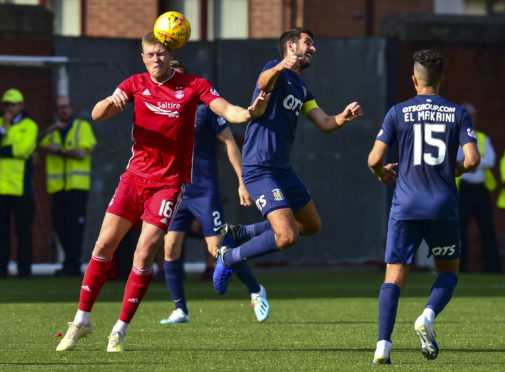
142;32;168;51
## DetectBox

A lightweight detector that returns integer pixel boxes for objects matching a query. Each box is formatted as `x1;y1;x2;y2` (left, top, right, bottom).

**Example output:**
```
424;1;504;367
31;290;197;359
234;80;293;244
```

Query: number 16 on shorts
159;200;175;218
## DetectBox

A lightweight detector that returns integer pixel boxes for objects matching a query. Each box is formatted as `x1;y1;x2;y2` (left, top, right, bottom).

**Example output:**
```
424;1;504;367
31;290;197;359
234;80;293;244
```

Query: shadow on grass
1;272;504;303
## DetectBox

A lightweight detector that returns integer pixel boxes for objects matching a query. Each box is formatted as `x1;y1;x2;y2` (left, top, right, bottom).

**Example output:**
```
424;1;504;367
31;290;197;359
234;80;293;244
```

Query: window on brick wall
182;0;248;41
47;0;81;36
1;0;81;36
217;0;248;39
182;0;200;40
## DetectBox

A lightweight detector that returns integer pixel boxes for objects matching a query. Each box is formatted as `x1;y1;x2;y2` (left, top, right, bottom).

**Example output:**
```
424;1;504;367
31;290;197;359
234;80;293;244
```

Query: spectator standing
0;88;38;278
39;96;97;276
457;103;501;273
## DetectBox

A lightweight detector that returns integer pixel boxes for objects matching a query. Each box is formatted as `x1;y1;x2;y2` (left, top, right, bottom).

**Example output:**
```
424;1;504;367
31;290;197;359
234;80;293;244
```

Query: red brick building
80;0;433;40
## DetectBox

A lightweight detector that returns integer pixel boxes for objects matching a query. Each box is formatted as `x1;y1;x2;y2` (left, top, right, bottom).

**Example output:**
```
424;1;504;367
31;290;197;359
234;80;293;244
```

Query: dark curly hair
413;50;444;87
278;28;314;58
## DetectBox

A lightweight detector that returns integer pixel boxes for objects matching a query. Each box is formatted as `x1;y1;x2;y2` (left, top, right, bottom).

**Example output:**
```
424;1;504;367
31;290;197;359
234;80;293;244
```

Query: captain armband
301;99;319;116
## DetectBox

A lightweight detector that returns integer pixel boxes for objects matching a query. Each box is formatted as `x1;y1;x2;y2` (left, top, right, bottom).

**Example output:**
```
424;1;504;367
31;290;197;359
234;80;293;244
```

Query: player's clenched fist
343;101;363;121
279;55;299;71
107;91;129;110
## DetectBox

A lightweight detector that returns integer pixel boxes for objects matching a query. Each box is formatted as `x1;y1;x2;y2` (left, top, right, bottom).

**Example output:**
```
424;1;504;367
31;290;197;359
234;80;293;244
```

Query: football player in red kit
56;32;269;353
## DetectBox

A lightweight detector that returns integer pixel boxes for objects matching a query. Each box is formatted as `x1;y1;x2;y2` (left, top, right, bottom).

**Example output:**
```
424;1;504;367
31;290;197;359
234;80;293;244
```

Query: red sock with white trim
119;266;153;323
78;255;113;312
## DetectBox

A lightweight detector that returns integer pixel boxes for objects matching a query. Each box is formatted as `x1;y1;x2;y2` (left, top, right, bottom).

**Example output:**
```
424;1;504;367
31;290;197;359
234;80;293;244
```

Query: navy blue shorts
242;166;311;217
169;193;224;237
385;217;460;264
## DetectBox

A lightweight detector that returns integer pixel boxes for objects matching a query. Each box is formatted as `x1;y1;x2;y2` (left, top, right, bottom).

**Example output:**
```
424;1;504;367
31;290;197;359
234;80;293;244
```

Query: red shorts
106;171;185;231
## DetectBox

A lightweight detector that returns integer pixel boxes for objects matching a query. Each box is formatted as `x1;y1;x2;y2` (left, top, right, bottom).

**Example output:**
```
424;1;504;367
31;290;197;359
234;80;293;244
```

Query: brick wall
303;0;367;37
249;0;285;38
75;0;434;40
249;0;433;39
85;0;159;38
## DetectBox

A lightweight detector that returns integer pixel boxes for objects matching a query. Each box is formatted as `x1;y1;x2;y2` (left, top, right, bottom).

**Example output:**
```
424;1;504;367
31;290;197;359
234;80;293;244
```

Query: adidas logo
142;89;151;96
81;285;91;292
128;297;139;304
160;217;169;225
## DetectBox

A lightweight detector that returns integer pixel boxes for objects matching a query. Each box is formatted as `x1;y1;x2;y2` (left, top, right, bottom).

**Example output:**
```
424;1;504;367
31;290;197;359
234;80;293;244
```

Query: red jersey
116;70;220;185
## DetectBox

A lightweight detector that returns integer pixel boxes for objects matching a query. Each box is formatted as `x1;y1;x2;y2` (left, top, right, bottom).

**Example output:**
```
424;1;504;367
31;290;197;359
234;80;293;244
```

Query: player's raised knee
276;229;300;250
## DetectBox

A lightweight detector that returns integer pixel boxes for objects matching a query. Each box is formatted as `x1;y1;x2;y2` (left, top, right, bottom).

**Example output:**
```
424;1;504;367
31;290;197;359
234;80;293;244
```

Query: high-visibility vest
39;118;96;193
476;131;497;191
498;151;505;208
456;131;497;191
0;116;38;196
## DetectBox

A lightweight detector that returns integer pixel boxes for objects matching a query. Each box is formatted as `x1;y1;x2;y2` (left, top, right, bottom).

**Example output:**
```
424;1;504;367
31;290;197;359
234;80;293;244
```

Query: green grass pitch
1;271;504;371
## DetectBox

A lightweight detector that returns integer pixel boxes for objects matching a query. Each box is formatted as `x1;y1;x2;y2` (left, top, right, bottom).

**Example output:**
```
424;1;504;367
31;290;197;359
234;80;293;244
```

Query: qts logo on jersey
283;94;303;116
255;195;266;211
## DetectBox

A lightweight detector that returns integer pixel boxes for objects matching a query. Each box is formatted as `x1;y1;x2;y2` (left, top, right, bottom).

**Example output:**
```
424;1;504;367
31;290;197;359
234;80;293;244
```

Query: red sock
119;266;153;323
78;255;113;312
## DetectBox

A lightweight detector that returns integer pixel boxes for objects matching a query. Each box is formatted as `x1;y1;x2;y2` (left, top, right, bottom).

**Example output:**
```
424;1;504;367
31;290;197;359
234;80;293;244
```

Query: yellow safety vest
0;116;38;196
456;131;497;191
498;151;505;208
39;118;96;193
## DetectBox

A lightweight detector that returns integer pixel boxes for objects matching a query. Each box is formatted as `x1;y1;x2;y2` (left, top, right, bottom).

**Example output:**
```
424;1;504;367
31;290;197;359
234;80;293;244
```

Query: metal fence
24;36;388;266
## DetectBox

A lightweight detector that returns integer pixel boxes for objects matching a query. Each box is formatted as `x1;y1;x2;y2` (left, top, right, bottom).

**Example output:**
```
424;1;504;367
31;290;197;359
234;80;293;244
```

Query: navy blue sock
234;262;260;293
378;283;401;342
237;221;272;244
164;259;188;314
223;230;278;267
425;272;458;316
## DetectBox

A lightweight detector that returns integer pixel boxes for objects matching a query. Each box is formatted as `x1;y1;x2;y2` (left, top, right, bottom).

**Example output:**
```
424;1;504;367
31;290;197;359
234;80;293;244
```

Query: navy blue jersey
377;95;476;221
242;60;315;169
186;104;227;197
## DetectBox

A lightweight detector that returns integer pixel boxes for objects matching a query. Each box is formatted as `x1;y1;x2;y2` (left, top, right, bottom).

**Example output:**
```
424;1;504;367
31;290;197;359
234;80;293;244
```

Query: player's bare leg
294;200;322;237
214;202;321;295
267;207;301;250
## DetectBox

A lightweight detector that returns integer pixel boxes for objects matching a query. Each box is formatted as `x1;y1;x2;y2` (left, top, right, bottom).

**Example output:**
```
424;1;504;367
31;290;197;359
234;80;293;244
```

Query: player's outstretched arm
307;102;363;133
455;142;480;177
91;90;129;121
209;92;270;124
217;127;252;207
368;140;398;185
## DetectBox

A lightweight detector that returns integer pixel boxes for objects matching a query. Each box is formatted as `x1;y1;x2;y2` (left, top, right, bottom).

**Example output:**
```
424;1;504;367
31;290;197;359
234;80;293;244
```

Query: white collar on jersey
150;68;176;86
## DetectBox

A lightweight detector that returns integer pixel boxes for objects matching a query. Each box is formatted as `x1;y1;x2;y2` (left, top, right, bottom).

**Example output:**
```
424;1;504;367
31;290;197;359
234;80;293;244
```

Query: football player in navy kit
213;28;362;293
160;61;270;324
368;50;480;364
